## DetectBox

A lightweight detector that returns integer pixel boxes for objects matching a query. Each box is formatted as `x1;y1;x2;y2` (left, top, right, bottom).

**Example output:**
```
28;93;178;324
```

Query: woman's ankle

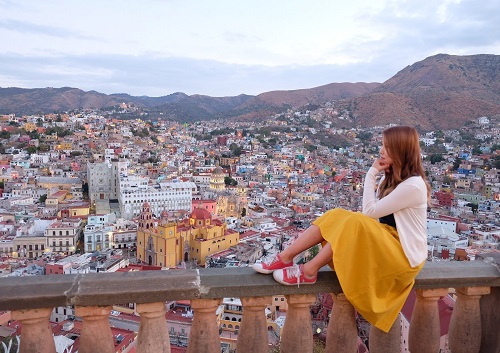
302;264;318;279
278;252;293;264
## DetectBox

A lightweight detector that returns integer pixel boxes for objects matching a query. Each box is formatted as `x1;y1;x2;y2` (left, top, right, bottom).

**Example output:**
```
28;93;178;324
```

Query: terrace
0;260;499;353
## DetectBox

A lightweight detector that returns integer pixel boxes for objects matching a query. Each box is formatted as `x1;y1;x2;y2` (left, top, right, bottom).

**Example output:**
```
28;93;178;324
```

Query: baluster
12;308;55;353
280;293;316;353
75;305;114;353
237;296;272;353
325;293;358;353
480;286;500;353
408;288;448;353
136;302;170;353
449;286;490;353
187;298;221;353
369;313;401;353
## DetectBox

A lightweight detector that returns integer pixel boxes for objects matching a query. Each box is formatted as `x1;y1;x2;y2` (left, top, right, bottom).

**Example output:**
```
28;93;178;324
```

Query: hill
343;54;500;130
1;54;500;130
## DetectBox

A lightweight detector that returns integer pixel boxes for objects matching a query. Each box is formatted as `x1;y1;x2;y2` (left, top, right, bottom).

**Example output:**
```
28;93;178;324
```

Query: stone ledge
0;261;498;311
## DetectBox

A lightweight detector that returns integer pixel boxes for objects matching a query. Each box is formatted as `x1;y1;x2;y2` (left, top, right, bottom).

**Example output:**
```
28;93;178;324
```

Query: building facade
136;203;239;267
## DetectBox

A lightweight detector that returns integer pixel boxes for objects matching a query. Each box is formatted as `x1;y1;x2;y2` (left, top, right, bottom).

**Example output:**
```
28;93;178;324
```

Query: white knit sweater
362;167;428;267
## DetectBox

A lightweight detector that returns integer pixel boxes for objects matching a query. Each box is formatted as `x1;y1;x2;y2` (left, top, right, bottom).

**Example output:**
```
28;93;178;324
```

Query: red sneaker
273;264;317;287
252;253;293;274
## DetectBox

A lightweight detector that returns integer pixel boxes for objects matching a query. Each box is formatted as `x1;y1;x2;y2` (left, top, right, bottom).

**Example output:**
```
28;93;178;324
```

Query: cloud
0;19;98;41
1;0;499;97
0;53;388;97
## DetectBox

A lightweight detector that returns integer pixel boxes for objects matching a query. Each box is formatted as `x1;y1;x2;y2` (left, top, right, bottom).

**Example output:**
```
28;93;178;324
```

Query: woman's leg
279;225;324;263
302;242;333;278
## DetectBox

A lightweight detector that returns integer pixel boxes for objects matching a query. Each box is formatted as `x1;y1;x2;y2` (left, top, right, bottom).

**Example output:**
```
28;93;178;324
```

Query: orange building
137;203;239;267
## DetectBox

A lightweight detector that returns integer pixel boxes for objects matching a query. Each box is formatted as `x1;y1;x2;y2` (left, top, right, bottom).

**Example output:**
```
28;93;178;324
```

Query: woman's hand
372;158;391;173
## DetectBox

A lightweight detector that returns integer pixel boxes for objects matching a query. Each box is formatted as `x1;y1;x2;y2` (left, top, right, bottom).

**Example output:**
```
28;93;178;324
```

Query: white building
427;226;469;257
84;214;116;252
119;176;196;220
30;153;50;166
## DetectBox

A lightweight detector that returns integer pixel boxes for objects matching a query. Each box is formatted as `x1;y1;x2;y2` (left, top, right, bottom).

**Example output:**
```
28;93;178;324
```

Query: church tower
138;202;155;230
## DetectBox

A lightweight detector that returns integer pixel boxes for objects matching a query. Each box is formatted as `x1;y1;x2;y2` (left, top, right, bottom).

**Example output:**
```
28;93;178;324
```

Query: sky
0;0;499;97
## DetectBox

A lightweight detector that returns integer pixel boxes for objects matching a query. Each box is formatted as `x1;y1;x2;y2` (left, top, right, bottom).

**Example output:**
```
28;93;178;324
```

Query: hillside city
0;103;499;353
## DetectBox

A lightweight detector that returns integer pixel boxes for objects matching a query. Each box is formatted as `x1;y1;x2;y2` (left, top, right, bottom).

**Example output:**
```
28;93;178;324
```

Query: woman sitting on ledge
253;125;430;333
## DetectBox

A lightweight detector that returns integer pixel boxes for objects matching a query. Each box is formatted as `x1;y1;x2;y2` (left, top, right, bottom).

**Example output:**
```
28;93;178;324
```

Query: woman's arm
362;167;423;218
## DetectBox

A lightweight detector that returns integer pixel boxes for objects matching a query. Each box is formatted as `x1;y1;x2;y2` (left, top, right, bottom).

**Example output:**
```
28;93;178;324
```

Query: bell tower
138;202;154;230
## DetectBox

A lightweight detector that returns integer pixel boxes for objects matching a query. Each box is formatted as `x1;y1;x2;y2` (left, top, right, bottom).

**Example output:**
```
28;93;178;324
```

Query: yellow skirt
313;208;424;333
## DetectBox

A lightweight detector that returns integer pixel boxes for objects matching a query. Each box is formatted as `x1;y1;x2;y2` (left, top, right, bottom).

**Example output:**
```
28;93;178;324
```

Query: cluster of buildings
0;107;499;352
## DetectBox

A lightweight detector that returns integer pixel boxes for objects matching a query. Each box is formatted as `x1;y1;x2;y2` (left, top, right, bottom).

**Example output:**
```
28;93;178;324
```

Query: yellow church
136;202;240;268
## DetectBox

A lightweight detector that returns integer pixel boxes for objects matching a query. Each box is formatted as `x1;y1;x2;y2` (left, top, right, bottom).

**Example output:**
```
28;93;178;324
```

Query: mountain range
1;54;499;131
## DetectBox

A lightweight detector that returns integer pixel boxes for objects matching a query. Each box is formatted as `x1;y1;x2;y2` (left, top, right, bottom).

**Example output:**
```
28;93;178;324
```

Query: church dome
212;166;225;176
190;207;212;221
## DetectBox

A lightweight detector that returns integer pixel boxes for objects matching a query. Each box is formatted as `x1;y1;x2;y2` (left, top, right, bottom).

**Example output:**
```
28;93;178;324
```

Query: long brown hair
378;126;430;199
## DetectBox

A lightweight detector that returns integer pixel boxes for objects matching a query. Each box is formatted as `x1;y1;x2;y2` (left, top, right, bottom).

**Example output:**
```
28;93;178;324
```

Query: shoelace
284;264;302;287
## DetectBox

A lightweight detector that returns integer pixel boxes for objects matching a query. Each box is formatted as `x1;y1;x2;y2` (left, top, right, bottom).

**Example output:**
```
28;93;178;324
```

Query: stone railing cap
0;260;498;311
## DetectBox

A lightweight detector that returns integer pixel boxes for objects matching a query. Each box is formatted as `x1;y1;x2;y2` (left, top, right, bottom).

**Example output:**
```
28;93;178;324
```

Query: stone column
12;308;56;353
136;302;171;353
236;296;272;353
480;286;500;353
449;286;490;353
325;293;358;353
187;298;221;353
369;314;401;353
280;293;317;353
75;305;115;353
408;288;448;353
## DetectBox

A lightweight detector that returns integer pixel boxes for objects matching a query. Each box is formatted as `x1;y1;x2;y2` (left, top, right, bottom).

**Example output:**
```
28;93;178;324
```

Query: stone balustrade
0;261;499;353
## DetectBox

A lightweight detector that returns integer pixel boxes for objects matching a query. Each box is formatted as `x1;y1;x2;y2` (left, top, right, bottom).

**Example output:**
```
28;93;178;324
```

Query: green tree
39;194;48;204
443;175;453;185
224;176;237;186
26;146;37;154
38;144;50;152
429;154;443;164
304;144;317;152
472;146;482;155
357;131;373;142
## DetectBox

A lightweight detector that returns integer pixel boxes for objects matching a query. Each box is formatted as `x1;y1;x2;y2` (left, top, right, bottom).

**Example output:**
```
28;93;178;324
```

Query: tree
443;175;453;185
26;146;37;154
224;176;238;186
39;194;48;204
466;202;478;214
357;131;373;142
38;144;50;152
452;157;462;171
429;154;443;164
472;146;482;155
